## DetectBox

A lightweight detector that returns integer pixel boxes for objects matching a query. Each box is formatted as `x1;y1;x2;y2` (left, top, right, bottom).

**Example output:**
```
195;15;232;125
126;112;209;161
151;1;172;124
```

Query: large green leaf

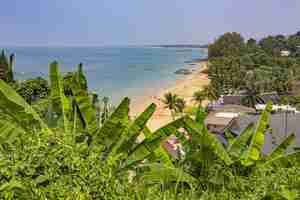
143;126;174;167
124;117;185;167
0;120;25;145
182;117;233;166
95;97;130;146
138;163;197;187
49;61;70;132
119;103;156;153
0;80;50;133
71;88;98;135
263;150;300;167
195;107;207;123
227;123;254;159
267;133;296;160
105;104;157;166
241;102;272;166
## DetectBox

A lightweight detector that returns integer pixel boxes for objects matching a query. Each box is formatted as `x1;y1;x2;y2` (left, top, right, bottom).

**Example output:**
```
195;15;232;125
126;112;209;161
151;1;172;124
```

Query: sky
1;0;300;46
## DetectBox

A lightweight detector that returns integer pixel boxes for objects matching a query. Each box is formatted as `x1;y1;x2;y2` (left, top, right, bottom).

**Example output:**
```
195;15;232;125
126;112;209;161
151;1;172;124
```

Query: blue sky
1;0;300;46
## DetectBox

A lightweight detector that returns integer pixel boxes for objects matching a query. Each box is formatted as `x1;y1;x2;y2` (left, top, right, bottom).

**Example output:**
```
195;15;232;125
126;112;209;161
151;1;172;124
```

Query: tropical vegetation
0;59;299;199
207;31;300;107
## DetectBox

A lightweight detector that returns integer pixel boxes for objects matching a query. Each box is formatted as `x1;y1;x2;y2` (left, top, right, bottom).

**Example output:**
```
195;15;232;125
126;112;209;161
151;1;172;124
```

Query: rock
174;69;192;75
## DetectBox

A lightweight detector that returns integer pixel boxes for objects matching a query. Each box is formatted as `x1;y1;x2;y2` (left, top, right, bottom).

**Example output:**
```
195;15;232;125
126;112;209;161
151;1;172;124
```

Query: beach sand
130;61;210;131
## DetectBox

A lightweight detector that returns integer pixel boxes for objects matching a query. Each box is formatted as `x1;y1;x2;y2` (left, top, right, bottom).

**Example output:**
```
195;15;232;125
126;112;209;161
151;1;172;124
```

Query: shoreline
130;60;210;130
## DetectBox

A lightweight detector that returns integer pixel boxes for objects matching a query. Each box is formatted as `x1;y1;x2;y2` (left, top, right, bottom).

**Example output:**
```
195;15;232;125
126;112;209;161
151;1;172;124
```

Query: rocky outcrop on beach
174;68;193;75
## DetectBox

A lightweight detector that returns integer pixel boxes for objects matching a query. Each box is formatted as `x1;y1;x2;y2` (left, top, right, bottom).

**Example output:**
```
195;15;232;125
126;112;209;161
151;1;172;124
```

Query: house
229;112;300;155
255;104;299;113
209;93;281;108
205;112;236;134
162;135;185;159
281;50;291;57
205;104;256;134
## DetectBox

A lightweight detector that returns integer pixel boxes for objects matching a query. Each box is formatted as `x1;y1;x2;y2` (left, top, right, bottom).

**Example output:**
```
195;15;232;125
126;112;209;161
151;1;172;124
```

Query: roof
256;104;299;112
215;112;239;118
205;112;235;126
229;113;300;154
222;93;280;106
222;95;243;105
212;104;256;114
260;93;281;104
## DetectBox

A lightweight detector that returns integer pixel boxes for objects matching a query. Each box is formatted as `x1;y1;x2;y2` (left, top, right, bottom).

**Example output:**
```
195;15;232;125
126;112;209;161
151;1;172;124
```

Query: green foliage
0;60;300;199
0;50;14;83
15;77;50;104
0;79;50;133
208;32;245;58
49;61;70;132
208;32;300;100
241;102;272;166
162;92;186;118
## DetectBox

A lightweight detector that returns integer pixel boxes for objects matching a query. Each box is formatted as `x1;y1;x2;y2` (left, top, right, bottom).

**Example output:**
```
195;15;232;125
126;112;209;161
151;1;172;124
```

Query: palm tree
193;90;206;108
242;70;264;108
0;50;14;82
101;96;110;124
162;92;181;119
202;85;218;102
175;97;186;116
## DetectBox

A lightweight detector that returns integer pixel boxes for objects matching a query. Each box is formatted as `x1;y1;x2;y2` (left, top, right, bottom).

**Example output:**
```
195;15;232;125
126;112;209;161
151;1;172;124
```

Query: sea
2;46;207;104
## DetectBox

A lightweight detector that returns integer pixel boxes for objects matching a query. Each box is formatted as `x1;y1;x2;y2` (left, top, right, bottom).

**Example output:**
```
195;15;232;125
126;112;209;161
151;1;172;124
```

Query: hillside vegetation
0;58;299;199
208;32;300;108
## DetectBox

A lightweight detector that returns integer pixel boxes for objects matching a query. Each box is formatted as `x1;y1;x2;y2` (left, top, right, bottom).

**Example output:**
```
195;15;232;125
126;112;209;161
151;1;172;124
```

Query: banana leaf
227;123;254;159
263;150;300;167
195;107;207;123
267;133;296;160
105;103;157;167
137;163;197;187
49;61;70;132
118;103;156;153
241;102;272;166
182;117;233;166
143;126;174;167
0;120;25;145
0;80;50;134
71;88;98;135
95;97;130;146
124;117;185;167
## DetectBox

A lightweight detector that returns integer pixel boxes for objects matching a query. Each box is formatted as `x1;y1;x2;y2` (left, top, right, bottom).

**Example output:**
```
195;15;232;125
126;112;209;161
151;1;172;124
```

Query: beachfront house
162;135;185;159
205;104;256;134
229;112;300;154
281;50;291;57
208;93;280;109
255;104;299;113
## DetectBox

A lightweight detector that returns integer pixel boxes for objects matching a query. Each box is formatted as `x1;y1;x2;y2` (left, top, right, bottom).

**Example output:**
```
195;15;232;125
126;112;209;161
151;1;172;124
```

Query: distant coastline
152;44;209;49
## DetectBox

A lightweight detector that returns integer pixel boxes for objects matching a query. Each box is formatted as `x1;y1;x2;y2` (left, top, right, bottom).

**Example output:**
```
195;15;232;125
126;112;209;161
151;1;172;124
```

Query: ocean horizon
1;46;207;104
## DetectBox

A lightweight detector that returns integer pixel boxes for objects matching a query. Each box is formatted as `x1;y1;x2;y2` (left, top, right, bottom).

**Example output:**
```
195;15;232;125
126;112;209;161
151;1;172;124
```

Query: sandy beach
130;61;210;130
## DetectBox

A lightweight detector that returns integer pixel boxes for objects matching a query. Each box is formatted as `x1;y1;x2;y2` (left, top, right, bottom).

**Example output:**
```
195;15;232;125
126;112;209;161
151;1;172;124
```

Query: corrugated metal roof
229;113;300;154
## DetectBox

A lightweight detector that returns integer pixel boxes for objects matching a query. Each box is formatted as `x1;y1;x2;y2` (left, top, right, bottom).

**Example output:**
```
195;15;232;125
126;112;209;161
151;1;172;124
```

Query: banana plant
48;61;71;133
240;102;273;166
225;102;298;168
0;79;51;135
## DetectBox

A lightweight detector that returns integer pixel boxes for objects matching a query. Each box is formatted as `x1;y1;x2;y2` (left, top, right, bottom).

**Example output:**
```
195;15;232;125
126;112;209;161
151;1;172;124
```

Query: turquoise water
2;46;207;103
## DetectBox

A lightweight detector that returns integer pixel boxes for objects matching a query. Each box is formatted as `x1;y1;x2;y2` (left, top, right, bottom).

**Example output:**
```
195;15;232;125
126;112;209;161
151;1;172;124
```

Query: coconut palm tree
162;92;181;119
202;85;218;102
175;97;186;116
242;70;264;108
193;90;206;108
